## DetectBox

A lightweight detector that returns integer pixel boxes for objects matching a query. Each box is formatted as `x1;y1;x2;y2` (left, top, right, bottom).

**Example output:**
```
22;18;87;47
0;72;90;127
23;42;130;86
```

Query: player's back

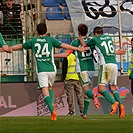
93;34;117;65
22;35;62;72
72;38;95;72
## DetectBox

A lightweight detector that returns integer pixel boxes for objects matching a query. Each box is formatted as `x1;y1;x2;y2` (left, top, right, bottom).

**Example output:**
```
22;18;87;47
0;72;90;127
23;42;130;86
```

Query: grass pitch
0;114;132;133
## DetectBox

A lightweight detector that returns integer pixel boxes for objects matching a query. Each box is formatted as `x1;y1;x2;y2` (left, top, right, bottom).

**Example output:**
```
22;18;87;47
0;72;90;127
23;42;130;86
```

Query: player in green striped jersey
10;22;86;120
79;26;126;118
71;24;100;119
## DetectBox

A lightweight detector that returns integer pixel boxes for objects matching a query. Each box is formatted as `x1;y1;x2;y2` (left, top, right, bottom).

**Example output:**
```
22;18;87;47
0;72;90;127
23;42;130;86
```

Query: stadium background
0;0;133;116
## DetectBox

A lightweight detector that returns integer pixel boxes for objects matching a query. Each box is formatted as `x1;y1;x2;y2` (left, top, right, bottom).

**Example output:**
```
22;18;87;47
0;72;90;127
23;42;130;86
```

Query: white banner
66;0;133;35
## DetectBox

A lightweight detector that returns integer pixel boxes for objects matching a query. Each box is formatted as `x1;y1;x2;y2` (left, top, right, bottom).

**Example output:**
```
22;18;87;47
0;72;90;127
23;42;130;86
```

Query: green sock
49;89;54;103
113;91;122;104
44;96;54;113
101;90;115;104
83;97;90;115
85;90;94;99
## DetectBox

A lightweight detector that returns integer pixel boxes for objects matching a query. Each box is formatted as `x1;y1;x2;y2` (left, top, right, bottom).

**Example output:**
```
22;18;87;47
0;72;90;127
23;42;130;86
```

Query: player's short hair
36;22;47;35
78;24;88;36
131;38;133;42
93;26;103;35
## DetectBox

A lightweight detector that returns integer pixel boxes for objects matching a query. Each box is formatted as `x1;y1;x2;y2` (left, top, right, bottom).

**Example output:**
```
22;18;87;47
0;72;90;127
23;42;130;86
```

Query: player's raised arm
61;43;87;52
54;52;70;58
54;50;73;58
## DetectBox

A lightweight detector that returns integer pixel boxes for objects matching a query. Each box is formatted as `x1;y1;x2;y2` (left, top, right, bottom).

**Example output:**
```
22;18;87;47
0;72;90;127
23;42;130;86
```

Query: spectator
0;0;22;37
0;0;35;38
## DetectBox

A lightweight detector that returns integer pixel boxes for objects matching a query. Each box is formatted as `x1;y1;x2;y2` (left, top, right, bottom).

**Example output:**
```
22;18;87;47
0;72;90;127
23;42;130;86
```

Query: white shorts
37;72;56;89
99;63;118;85
78;71;94;87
